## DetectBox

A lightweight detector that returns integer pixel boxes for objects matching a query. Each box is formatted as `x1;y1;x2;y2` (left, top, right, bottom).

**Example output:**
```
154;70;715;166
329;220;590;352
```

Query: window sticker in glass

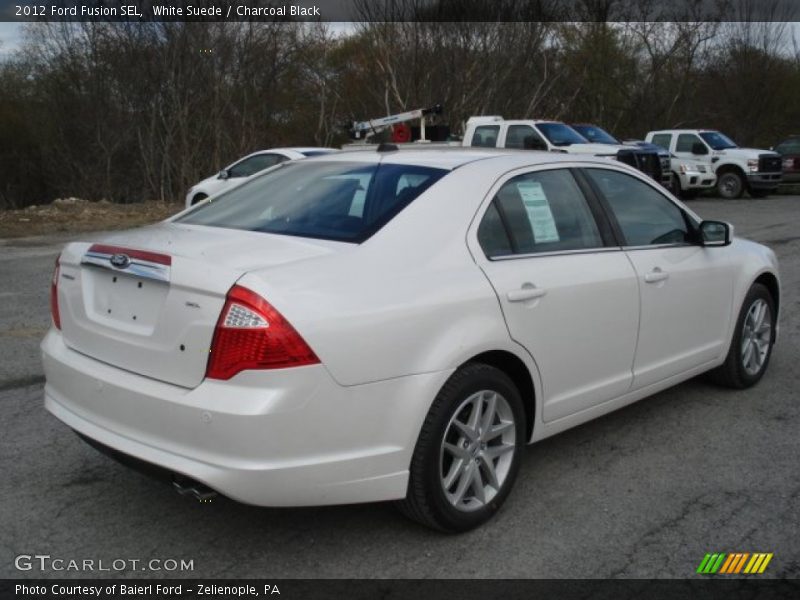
517;181;560;243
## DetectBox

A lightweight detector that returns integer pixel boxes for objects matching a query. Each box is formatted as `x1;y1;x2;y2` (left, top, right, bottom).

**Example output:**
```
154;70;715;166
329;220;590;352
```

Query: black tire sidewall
671;173;682;195
420;365;525;532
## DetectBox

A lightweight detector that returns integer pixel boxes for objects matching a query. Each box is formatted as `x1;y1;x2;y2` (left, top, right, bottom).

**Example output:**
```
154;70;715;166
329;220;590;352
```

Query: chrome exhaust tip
172;476;219;503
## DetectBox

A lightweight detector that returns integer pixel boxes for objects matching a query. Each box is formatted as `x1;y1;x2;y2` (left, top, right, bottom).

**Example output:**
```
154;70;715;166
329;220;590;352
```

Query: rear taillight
206;285;319;380
50;256;61;330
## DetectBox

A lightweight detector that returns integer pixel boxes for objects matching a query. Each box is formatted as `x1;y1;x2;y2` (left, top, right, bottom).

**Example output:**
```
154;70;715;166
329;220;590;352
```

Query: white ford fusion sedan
42;148;779;532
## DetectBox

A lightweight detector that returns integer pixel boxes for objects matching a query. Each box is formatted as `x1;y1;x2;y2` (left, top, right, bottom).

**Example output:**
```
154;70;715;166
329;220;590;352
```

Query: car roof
301;147;636;172
271;147;337;153
649;129;718;134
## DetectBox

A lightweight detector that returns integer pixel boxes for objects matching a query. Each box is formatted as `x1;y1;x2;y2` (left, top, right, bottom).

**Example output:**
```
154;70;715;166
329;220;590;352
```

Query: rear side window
228;153;285;177
585;168;690;246
477;169;603;257
471;125;500;148
650;134;672;151
177;161;447;243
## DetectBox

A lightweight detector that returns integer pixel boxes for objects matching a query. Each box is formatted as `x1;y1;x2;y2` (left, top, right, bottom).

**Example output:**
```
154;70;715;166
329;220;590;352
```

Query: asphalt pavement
0;198;798;579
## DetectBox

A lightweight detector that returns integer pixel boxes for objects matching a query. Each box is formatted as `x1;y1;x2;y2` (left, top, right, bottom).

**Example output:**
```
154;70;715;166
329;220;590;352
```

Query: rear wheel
708;283;775;388
717;171;744;199
397;363;525;532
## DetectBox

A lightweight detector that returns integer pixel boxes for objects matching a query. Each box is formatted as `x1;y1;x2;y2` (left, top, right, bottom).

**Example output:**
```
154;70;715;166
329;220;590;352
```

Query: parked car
571;124;672;188
772;135;800;184
44;148;779;532
646;130;782;199
185;147;336;208
463;117;666;185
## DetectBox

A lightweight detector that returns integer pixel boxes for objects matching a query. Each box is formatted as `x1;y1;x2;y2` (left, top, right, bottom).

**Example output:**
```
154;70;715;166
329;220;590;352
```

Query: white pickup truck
645;129;782;199
464;116;667;186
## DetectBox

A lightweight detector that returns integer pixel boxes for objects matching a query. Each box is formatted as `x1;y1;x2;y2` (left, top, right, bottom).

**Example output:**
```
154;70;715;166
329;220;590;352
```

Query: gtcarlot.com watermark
14;554;194;573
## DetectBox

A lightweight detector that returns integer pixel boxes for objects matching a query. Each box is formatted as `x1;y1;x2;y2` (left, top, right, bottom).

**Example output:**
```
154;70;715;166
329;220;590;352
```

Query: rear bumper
41;330;451;506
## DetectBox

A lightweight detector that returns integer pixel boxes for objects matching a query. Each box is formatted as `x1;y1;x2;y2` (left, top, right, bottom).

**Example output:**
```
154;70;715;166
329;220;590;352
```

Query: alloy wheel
741;298;772;376
439;390;516;512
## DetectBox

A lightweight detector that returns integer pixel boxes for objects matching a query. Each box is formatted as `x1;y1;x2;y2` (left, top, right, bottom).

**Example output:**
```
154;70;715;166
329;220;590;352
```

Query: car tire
191;193;208;205
717;171;744;199
670;173;683;196
708;283;776;389
397;363;525;532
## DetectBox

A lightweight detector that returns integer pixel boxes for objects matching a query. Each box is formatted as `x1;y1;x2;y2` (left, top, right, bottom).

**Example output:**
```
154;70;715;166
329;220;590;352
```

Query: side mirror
699;220;732;246
691;142;708;156
218;169;229;180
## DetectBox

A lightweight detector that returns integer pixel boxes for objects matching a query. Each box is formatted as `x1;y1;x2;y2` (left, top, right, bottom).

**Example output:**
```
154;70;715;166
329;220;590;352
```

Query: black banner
3;579;800;600
1;0;800;23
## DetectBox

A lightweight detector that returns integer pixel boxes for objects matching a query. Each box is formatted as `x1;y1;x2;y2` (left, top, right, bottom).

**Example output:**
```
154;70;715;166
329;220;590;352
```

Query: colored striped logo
697;552;773;574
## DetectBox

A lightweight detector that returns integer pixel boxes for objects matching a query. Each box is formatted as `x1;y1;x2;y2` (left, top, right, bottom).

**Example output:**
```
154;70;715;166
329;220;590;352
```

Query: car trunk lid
56;223;346;388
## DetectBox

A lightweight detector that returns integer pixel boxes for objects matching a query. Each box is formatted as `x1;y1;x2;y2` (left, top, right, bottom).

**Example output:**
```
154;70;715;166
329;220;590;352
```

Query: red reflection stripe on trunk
88;244;172;266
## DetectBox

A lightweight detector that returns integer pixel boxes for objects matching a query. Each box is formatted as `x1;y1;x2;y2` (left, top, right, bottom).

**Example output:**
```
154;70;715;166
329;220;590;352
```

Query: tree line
1;0;799;208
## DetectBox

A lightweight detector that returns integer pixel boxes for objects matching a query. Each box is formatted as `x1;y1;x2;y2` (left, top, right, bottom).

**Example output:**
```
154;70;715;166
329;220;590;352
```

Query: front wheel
397;363;525;532
671;173;698;199
708;283;776;388
717;171;744;199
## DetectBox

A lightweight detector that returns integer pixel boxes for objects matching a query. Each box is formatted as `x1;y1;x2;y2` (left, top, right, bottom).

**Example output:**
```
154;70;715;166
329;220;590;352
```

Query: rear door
472;167;640;422
582;167;734;388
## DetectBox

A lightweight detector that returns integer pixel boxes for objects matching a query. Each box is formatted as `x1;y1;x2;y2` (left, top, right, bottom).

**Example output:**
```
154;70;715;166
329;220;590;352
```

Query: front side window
177;161;447;243
585;168;691;246
675;134;704;153
477;169;603;257
650;134;672;151
471;125;500;148
228;154;284;178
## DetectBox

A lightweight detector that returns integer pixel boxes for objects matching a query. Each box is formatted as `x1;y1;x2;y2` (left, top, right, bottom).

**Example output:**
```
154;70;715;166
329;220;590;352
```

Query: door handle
644;268;669;284
507;286;547;302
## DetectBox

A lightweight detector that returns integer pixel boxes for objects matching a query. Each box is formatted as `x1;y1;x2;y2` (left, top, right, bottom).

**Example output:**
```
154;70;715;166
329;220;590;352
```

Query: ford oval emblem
110;253;131;269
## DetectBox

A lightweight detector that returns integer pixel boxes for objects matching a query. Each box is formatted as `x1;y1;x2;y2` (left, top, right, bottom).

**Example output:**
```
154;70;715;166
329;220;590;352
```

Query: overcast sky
0;22;23;56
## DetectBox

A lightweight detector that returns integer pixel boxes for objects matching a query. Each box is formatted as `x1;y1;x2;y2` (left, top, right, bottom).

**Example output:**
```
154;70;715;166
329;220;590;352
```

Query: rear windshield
176;161;447;243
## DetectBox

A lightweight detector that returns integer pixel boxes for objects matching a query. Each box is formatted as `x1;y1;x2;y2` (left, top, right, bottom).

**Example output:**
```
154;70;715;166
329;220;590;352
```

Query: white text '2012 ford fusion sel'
42;149;779;532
